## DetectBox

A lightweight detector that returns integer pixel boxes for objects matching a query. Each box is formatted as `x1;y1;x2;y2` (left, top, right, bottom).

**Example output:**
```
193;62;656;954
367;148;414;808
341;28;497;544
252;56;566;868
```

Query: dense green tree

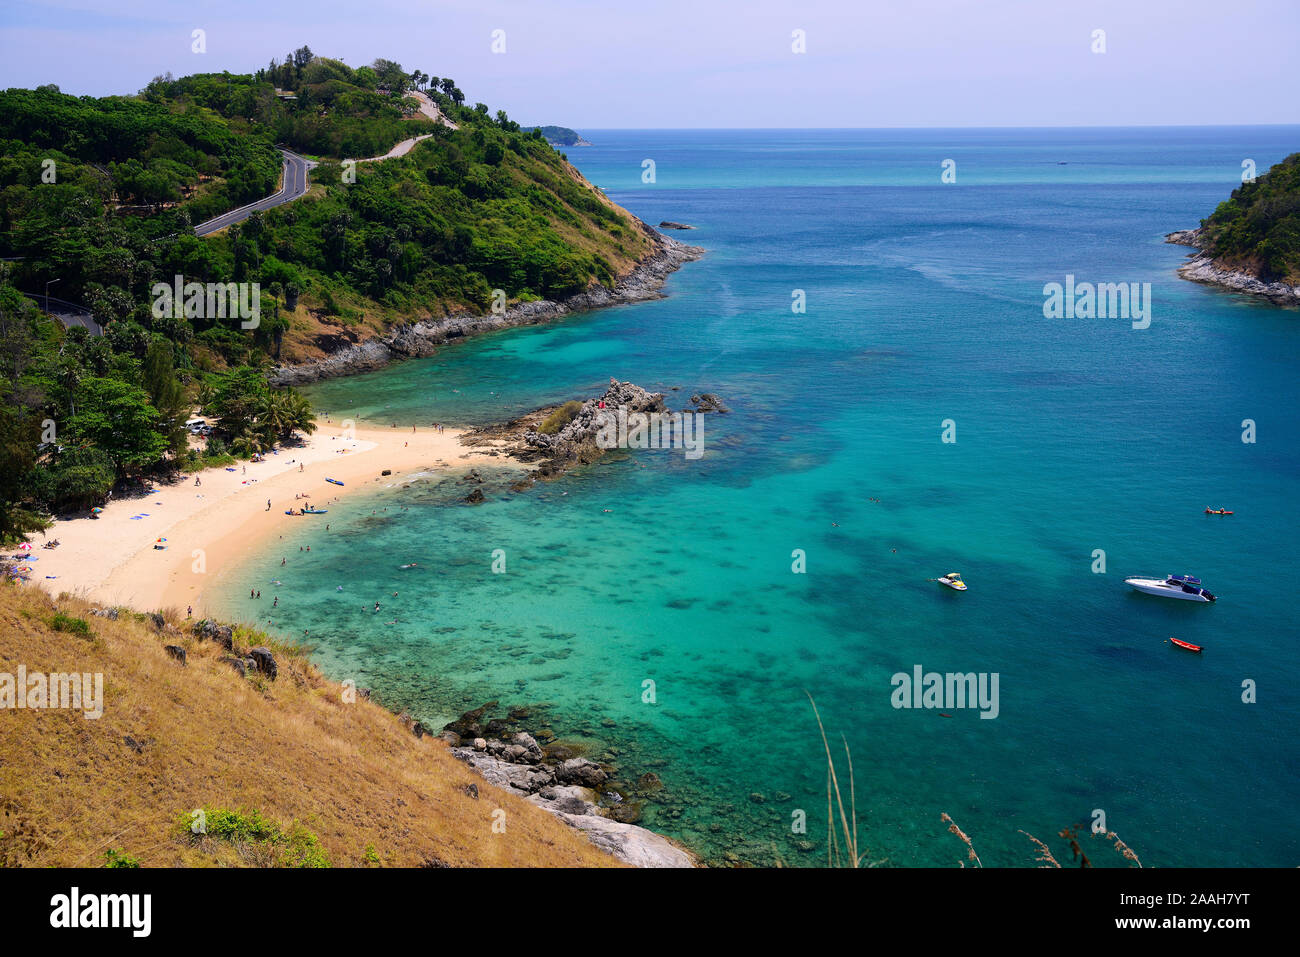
142;337;188;454
1201;152;1300;280
66;376;167;475
33;444;116;511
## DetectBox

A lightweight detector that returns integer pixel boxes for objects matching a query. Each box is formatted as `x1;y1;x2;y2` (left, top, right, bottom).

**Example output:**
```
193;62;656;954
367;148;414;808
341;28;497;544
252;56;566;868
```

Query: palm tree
230;429;262;458
195;383;215;415
254;392;286;446
277;390;317;442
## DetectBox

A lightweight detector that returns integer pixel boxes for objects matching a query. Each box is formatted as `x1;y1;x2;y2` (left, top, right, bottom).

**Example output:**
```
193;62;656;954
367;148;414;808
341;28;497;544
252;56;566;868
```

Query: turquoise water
212;128;1300;867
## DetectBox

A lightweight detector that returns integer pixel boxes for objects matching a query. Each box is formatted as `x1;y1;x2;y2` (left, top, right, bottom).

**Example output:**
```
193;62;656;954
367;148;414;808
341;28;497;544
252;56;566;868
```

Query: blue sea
211;127;1300;867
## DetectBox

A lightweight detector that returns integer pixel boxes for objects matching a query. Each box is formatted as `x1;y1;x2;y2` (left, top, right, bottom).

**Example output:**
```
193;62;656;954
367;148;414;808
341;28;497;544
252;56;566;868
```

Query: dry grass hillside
0;583;620;868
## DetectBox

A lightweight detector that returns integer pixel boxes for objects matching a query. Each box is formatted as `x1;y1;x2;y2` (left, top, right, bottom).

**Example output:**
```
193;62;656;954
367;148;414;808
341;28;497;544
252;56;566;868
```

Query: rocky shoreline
1165;227;1300;306
175;612;696;866
436;701;695;867
268;224;704;387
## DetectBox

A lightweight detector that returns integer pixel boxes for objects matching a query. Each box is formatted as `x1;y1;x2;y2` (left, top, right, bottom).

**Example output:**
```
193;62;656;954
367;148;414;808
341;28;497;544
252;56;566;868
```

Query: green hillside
0;51;654;541
1199;151;1300;282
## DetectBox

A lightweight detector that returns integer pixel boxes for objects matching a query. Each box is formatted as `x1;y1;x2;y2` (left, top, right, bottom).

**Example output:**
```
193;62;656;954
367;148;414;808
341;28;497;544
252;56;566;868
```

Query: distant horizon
555;124;1300;132
3;0;1298;127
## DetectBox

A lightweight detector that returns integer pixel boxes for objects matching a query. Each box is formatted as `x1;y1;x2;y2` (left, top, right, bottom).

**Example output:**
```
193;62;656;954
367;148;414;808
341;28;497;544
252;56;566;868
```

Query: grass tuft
538;400;583;435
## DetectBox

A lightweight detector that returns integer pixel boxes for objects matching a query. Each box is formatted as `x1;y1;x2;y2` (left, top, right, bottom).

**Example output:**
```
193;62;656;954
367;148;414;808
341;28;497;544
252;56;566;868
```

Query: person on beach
266;499;271;510
250;588;255;599
256;590;261;599
299;463;304;472
195;477;201;486
187;605;192;618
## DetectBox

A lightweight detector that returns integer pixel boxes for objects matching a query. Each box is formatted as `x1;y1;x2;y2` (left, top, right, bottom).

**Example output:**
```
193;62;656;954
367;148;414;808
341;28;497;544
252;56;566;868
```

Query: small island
1167;152;1300;306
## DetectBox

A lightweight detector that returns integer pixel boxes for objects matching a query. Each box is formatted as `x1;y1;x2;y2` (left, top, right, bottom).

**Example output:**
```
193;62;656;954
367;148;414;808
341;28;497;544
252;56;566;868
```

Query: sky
1;0;1297;128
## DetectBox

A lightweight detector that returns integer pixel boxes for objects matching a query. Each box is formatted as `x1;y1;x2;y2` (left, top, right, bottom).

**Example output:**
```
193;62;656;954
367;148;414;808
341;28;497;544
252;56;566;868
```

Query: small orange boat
1169;637;1203;653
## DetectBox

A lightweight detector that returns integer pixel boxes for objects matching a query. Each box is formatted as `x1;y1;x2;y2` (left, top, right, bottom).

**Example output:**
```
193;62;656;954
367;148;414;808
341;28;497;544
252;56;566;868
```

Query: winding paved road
23;294;103;336
193;148;315;237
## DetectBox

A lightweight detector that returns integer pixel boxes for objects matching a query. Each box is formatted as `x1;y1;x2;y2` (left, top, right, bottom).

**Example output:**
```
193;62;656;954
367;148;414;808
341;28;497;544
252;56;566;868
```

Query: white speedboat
936;572;967;591
1125;574;1216;602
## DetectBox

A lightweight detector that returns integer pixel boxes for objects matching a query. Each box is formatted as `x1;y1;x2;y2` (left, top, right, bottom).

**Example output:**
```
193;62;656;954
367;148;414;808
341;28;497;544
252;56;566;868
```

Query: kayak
326;478;344;486
1169;637;1203;653
1204;508;1233;515
303;508;328;514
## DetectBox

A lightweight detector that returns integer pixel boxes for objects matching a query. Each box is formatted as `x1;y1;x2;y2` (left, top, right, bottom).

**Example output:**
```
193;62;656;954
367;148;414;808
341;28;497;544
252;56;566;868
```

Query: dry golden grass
806;691;884;868
940;812;982;868
0;583;621;868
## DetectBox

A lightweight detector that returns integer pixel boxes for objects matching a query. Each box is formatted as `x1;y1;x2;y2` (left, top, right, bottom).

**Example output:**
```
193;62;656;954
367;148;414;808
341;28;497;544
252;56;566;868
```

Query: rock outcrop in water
267;226;704;386
1166;227;1300;306
463;377;726;484
521;378;667;464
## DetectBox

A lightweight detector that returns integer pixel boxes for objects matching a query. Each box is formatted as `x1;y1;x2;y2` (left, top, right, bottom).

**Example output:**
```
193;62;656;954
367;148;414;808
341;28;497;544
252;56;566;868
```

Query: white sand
28;422;515;615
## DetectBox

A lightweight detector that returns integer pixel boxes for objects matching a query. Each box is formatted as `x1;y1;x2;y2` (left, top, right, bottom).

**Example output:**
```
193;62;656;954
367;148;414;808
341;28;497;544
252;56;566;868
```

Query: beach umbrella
91;507;103;514
17;543;31;551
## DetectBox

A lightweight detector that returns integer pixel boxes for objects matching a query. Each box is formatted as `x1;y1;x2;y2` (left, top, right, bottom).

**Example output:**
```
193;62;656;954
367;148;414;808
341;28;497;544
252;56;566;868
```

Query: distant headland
1167;151;1300;306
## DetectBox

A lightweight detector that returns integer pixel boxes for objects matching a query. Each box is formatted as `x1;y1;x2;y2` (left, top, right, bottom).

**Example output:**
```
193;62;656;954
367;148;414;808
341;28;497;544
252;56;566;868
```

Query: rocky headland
1166;227;1300;306
268;225;704;386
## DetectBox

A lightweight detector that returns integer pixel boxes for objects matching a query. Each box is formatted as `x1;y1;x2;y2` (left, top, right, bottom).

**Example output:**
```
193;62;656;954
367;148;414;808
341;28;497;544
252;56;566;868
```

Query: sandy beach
27;422;516;616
